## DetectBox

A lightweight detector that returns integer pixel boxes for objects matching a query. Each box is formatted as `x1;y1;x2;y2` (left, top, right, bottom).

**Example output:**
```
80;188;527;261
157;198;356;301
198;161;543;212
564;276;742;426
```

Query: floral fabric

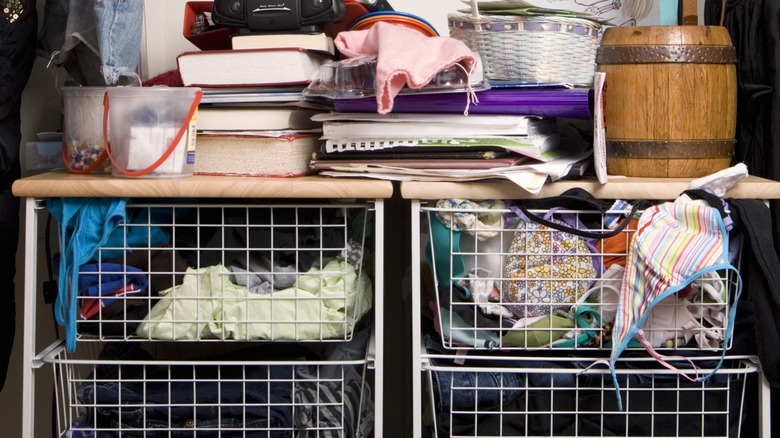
503;217;597;319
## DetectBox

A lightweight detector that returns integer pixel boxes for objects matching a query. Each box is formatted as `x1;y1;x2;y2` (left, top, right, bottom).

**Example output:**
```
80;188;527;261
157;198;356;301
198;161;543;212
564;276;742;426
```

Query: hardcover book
196;106;323;131
194;133;320;177
177;48;334;87
231;32;336;55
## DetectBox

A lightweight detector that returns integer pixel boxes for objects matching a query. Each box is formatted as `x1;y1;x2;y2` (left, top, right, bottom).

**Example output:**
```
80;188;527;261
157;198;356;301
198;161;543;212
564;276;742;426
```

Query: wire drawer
422;353;756;438
46;341;374;437
421;200;740;352
57;200;376;343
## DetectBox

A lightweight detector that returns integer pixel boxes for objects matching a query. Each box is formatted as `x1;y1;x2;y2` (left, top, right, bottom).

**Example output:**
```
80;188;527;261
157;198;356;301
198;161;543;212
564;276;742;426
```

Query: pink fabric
335;22;477;114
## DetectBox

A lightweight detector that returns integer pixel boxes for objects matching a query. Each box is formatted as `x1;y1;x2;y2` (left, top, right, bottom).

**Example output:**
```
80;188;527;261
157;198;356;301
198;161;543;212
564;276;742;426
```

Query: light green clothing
501;314;576;348
136;258;372;341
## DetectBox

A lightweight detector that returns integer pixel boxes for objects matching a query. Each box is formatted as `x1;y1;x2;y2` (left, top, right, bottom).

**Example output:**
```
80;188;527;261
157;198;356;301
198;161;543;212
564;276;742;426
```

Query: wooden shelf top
12;172;394;199
401;176;780;200
15;173;780;201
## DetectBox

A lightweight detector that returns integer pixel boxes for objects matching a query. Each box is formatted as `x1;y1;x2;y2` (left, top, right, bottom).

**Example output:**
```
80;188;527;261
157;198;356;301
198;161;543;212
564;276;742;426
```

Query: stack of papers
310;112;591;194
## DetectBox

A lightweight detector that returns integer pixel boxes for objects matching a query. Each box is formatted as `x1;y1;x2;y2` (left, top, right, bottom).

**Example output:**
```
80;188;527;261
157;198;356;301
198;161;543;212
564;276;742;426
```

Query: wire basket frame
48;341;374;437
448;13;602;86
62;200;376;343
421;201;740;352
422;354;756;438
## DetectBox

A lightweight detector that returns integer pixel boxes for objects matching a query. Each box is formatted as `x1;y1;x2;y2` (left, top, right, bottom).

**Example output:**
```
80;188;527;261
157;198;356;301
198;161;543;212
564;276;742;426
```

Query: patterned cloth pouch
503;208;599;319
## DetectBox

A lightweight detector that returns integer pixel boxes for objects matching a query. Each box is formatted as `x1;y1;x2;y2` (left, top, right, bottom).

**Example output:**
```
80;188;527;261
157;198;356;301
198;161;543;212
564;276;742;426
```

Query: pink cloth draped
335;22;476;114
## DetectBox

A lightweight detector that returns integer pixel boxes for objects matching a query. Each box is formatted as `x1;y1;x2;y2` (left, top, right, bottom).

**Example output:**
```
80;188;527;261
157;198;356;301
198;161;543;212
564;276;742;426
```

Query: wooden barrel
596;26;737;178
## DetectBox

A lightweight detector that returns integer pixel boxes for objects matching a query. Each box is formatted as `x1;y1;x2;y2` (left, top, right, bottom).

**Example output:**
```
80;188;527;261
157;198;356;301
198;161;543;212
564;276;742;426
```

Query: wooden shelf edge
12;172;394;199
400;176;780;200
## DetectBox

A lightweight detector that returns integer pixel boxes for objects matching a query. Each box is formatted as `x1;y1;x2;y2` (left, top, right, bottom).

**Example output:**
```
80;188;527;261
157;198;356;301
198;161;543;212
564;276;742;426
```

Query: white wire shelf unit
45;340;374;437
18;175;390;438
408;194;771;438
67;200;377;343
422;353;757;438
419;200;739;352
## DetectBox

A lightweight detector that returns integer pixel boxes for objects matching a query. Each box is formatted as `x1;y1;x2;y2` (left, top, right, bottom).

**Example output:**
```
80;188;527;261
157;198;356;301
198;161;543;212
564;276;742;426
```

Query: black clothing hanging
0;0;37;391
704;0;780;181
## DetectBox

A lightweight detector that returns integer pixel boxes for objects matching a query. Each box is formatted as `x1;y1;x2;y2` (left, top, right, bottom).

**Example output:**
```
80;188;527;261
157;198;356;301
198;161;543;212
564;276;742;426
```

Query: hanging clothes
726;199;780;386
0;0;37;391
704;0;780;180
38;0;144;86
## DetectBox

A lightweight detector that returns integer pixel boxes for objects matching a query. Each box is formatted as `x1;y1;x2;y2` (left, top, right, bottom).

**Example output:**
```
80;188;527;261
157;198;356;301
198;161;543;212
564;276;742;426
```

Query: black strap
681;189;727;218
514;188;648;239
518;203;641;239
519;188;612;212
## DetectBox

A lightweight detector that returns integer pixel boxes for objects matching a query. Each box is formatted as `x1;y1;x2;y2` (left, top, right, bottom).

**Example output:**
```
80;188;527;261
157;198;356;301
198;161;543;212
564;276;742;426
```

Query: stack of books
178;32;335;88
177;32;336;177
293;40;594;192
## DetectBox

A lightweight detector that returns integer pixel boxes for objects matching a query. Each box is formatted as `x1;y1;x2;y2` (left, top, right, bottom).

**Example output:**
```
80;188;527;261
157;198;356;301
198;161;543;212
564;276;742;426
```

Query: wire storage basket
448;12;602;86
421;200;740;352
422;352;757;438
47;341;374;437
62;200;376;343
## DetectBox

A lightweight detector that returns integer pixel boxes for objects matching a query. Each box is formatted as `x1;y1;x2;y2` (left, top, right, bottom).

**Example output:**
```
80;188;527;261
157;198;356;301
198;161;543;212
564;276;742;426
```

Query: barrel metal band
606;140;736;159
596;46;737;64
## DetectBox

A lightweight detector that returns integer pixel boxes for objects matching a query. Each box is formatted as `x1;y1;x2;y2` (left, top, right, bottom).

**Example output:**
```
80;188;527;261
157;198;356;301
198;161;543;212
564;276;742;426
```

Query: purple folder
334;87;592;120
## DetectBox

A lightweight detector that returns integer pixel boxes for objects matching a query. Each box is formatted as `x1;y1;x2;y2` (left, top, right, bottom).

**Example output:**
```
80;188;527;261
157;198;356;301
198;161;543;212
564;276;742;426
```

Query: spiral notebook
323;134;560;161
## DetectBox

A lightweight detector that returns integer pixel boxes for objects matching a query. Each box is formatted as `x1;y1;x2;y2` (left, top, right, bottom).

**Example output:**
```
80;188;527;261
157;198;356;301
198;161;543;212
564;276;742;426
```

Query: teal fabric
438;306;500;349
98;207;171;260
426;216;467;297
47;197;128;351
660;0;679;25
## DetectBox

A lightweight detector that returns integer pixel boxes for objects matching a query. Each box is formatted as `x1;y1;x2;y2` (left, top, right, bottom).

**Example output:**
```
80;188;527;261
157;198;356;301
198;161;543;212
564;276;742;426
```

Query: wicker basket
448;12;602;86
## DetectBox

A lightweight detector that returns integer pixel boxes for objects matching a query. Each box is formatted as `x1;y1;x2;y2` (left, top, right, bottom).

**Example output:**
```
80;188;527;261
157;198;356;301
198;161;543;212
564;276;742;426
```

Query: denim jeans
76;363;295;437
45;0;143;85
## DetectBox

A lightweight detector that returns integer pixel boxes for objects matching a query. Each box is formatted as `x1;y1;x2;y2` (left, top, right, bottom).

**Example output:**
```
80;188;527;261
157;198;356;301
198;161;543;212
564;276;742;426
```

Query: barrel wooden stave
598;26;737;178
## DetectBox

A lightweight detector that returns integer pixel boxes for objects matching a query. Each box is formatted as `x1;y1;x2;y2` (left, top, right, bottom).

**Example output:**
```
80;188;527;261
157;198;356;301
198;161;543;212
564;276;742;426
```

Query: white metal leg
22;197;39;438
411;199;422;438
374;198;384;438
760;366;771;438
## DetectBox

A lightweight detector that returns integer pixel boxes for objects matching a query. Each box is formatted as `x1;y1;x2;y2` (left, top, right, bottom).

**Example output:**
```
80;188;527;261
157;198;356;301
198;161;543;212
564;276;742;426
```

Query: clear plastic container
104;86;201;178
62;86;111;174
303;53;489;99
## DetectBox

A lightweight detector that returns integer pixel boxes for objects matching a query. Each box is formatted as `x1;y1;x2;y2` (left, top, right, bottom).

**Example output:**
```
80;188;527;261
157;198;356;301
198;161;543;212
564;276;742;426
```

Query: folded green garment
502;314;575;348
136;258;372;341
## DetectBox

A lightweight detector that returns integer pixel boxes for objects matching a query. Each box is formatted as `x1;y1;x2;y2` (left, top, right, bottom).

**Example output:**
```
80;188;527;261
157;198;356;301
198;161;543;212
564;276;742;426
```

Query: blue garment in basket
47;197;128;351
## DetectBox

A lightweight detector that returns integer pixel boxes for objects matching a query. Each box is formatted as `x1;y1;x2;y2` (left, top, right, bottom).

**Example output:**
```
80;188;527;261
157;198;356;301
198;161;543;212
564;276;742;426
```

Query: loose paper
593;72;608;184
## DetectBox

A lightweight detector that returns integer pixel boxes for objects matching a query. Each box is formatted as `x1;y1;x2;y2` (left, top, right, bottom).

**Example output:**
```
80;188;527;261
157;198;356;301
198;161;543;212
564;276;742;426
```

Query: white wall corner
141;0;199;81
